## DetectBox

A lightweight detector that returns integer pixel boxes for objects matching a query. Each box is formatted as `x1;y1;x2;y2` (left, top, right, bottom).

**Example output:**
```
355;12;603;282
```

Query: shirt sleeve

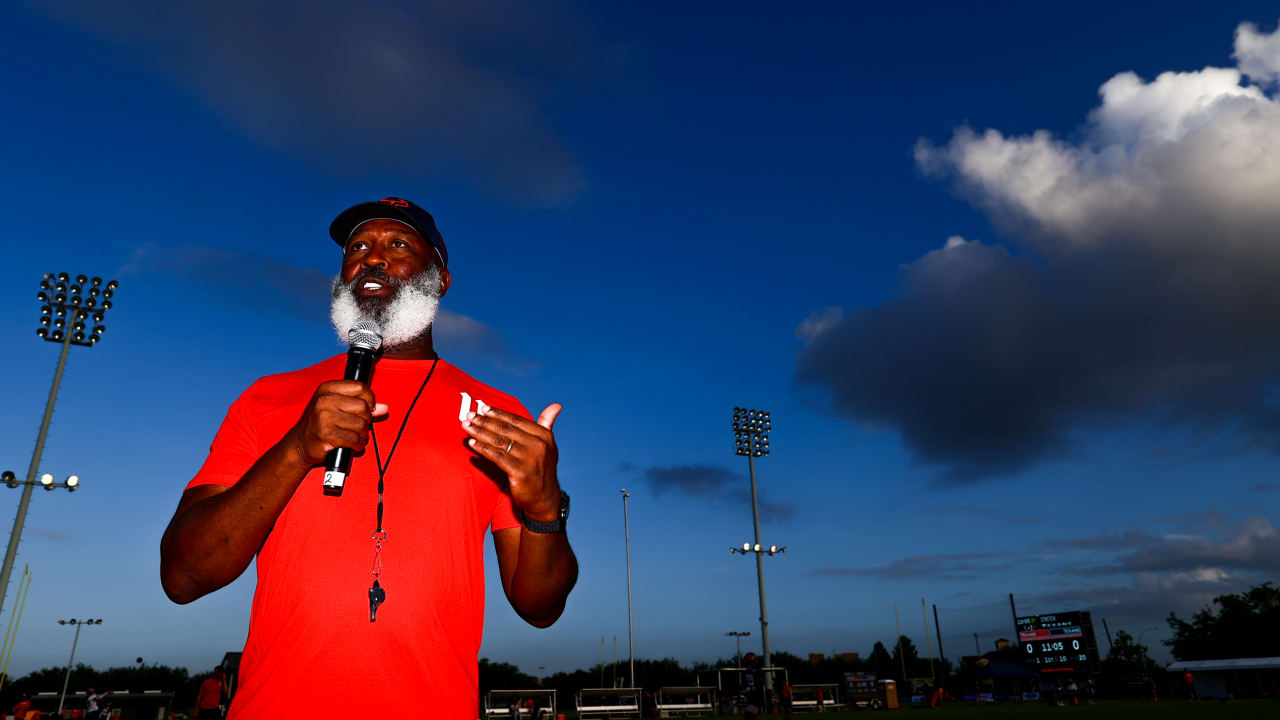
186;388;261;491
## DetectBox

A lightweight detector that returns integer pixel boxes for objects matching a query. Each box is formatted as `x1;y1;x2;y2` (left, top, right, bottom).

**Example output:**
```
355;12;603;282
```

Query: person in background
1182;670;1197;702
195;669;226;719
85;689;111;719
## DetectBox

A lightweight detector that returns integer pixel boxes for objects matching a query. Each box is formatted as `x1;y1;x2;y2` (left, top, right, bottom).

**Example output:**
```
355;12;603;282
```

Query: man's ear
439;268;452;298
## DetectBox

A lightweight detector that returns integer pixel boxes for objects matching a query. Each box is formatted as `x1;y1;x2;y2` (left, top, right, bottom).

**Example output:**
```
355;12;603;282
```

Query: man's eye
390;239;407;247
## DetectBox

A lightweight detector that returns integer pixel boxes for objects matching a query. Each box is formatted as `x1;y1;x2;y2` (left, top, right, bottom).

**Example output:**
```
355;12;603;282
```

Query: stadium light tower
56;618;103;716
730;407;783;690
0;274;118;620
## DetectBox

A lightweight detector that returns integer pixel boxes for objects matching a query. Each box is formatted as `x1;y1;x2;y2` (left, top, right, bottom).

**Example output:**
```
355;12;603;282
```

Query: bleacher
790;683;845;712
576;688;641;719
655;686;714;716
483;689;556;720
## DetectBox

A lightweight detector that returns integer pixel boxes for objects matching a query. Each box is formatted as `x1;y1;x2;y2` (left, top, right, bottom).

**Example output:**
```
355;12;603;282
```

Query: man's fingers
537;403;563;431
467;410;540;444
462;418;513;450
318;380;377;412
467;437;517;473
373;402;389;417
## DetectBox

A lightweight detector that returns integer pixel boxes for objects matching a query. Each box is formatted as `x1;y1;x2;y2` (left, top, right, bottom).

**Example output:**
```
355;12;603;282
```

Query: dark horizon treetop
1165;582;1279;661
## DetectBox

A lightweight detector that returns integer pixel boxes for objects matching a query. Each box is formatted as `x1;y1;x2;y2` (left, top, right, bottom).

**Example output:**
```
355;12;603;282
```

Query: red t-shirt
187;356;523;719
196;677;223;709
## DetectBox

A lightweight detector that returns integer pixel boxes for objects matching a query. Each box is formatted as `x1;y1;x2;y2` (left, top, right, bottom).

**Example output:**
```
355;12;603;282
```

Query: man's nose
362;245;389;269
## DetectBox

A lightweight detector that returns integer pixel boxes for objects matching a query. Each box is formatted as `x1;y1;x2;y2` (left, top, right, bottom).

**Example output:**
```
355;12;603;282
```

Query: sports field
764;701;1277;719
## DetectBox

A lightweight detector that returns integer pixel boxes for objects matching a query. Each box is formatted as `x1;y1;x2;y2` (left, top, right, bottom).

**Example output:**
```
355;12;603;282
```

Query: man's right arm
159;380;384;604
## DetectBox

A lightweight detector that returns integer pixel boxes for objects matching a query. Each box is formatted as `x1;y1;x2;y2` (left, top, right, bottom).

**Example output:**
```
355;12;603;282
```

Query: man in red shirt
161;198;578;719
195;670;225;719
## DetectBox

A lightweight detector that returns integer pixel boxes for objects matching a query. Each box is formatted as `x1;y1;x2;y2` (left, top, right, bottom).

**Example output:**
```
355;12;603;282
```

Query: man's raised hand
462;403;563;521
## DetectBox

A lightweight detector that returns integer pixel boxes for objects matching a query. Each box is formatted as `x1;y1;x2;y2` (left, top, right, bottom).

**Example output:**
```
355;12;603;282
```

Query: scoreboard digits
1015;611;1100;674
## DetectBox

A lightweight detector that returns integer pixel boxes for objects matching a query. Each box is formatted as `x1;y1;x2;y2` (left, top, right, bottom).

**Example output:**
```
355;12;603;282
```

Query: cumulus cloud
1235;20;1280;87
797;20;1280;481
31;0;612;204
642;463;795;522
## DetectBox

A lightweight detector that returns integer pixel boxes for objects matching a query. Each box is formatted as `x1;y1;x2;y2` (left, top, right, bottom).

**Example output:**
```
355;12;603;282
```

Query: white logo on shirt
458;391;491;420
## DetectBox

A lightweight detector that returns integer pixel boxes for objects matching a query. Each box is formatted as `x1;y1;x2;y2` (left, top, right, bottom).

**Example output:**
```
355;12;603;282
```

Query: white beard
330;266;443;351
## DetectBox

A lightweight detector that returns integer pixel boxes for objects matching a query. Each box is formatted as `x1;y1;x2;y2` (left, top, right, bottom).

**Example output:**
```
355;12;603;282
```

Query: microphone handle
322;346;377;497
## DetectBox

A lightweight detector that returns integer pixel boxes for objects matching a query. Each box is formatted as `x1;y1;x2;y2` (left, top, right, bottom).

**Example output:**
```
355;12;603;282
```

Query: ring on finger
505;440;515;455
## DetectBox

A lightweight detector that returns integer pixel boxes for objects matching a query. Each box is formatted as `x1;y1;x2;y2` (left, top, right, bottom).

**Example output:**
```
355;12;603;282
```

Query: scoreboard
1015;611;1100;674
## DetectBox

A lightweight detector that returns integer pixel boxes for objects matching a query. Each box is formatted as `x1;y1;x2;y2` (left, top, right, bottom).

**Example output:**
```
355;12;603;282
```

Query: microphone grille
348;320;383;351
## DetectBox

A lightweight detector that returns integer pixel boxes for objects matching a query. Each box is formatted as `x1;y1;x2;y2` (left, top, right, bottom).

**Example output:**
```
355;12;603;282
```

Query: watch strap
521;491;569;533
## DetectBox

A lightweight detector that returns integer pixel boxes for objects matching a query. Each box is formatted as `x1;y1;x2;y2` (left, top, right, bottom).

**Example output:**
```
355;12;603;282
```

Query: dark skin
159;219;577;627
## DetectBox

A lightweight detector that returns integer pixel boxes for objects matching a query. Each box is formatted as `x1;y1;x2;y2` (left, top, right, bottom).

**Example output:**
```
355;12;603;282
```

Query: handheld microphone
322;320;383;496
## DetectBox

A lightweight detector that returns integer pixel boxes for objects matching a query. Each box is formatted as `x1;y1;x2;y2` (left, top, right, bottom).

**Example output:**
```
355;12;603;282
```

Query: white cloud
1235;19;1280;87
915;36;1280;251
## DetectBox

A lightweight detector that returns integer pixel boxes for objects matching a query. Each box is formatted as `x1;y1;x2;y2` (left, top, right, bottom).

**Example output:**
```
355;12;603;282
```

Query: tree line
0;662;214;712
2;582;1270;709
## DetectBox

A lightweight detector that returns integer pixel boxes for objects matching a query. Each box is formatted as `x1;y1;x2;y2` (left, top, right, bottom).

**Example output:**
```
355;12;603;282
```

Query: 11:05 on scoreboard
1015;611;1101;674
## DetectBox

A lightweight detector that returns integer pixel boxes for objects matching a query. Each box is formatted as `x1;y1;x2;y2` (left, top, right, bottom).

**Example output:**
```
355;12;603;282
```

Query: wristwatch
522;491;570;533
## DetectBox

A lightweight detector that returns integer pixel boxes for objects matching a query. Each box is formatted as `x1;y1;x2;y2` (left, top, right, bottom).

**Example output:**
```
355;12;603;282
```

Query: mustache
354;267;398;286
332;267;401;299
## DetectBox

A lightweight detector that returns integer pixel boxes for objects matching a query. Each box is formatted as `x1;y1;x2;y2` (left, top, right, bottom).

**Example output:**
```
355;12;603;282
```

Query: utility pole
620;490;635;689
932;604;945;675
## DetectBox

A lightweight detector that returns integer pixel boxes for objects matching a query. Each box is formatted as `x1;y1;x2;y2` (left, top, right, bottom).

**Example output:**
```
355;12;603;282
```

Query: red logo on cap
379;197;409;207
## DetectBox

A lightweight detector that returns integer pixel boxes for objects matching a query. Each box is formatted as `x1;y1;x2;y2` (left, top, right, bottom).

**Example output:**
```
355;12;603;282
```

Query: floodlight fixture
35;273;119;348
732;407;771;457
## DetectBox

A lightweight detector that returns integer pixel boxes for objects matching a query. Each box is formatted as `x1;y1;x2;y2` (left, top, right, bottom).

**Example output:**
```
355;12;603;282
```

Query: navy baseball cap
329;197;449;268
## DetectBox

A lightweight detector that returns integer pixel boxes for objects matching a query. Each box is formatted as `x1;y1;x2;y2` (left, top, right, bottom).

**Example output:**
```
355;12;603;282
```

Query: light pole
730;407;780;691
725;631;751;667
620;489;635;688
1137;626;1159;701
56;618;102;716
1137;627;1158;673
0;273;117;620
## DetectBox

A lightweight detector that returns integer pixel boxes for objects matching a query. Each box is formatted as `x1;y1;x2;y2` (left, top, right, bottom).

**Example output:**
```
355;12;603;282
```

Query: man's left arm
464;403;578;627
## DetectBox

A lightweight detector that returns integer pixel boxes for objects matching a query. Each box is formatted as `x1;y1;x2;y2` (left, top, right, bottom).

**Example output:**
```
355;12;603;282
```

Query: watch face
559;492;570;521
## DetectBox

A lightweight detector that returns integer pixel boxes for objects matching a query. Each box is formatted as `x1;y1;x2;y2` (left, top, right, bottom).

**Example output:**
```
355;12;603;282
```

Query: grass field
758;701;1278;719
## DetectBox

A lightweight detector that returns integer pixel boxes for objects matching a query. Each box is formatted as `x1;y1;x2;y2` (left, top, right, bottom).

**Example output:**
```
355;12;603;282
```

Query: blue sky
1;1;1278;677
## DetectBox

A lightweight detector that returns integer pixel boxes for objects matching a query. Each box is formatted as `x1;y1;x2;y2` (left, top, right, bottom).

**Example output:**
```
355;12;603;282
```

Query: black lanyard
366;356;438;622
